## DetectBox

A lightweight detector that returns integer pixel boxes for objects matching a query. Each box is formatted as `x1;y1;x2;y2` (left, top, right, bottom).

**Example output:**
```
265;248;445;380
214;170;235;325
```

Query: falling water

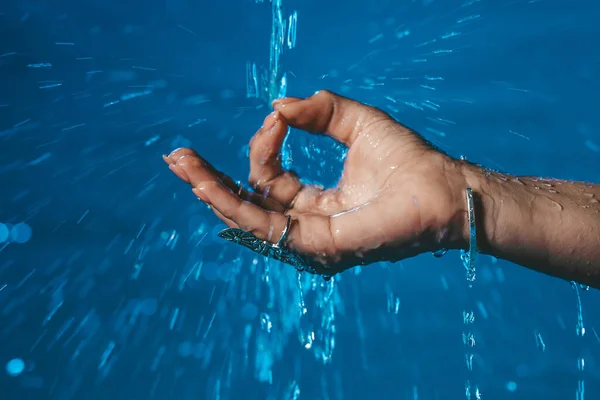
1;0;597;398
461;188;481;399
244;0;340;389
246;0;292;105
572;281;586;400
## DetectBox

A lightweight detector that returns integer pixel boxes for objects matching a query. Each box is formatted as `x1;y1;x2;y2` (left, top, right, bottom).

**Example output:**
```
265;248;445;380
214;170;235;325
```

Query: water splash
264;0;338;363
247;0;289;105
297;274;338;364
1;0;593;397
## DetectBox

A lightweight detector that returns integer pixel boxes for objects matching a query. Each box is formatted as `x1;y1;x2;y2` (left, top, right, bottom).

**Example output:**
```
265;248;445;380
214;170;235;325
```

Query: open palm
164;91;466;275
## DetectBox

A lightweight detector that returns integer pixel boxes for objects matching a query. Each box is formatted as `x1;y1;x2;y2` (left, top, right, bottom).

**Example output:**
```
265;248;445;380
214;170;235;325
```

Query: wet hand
163;90;468;275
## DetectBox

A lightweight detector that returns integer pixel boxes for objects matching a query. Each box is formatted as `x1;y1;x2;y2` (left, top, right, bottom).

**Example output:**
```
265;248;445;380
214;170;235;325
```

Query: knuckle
247;174;260;188
176;154;201;169
315;89;339;107
220;207;235;221
316;89;333;98
170;148;195;160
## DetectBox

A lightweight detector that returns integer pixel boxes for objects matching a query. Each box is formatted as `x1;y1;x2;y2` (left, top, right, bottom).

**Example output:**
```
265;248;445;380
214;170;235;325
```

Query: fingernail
168;148;183;157
192;187;210;203
162;154;172;164
272;100;283;110
262;112;277;131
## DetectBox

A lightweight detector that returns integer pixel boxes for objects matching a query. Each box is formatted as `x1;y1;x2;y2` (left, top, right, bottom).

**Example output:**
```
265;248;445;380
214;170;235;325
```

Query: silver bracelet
433;187;478;277
461;187;478;282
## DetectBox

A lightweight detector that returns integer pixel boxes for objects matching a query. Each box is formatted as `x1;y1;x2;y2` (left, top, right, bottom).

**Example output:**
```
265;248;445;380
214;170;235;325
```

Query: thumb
272;90;387;147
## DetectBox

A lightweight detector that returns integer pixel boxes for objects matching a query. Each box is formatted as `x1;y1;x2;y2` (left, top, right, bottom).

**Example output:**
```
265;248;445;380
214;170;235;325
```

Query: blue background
1;0;600;399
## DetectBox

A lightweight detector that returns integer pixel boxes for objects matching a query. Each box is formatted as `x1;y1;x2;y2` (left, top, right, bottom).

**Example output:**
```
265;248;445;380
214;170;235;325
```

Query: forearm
457;161;600;288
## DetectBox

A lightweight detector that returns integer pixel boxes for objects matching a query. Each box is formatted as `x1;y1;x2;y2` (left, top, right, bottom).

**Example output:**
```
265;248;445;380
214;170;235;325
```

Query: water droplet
6;358;25;376
260;312;272;333
386;292;400;314
462;331;475;347
535;332;546;352
440;275;449;290
138;298;158;316
432;248;448;258
10;222;32;243
0;224;9;243
571;282;585;336
465;353;473;371
463;310;475;324
578;357;585;371
505;381;518;392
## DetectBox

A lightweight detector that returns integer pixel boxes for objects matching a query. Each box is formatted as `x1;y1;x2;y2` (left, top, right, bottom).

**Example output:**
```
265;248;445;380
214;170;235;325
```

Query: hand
163;90;469;276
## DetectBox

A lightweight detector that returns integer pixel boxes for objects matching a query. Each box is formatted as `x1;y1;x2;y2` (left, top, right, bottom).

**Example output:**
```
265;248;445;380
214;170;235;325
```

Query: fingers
248;110;304;208
163;149;196;183
194;180;337;259
164;148;285;212
194;180;290;244
272;90;387;147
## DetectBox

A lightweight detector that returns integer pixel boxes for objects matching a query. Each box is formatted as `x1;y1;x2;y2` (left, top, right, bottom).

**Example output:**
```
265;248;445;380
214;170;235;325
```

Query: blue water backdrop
1;0;599;399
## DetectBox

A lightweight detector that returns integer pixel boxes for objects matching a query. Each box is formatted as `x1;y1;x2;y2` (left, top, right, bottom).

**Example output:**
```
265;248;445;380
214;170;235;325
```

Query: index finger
272;90;387;146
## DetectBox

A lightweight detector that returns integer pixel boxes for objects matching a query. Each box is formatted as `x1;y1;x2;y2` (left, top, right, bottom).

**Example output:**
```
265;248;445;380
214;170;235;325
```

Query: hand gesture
164;90;467;276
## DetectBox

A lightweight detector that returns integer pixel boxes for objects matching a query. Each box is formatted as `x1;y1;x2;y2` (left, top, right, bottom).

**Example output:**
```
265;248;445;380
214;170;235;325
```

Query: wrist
452;159;541;260
444;157;600;287
445;159;503;255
